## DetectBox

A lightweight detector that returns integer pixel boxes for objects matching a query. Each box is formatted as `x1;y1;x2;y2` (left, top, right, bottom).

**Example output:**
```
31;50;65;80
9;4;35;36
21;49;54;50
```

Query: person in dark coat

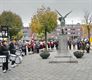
67;40;71;50
0;41;2;55
9;40;16;68
54;40;59;50
85;41;90;53
0;40;9;73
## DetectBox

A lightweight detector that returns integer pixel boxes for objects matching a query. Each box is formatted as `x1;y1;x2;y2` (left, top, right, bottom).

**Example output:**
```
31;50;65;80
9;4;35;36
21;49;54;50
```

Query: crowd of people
0;40;16;73
67;38;90;53
0;38;91;73
0;39;59;73
0;39;28;73
20;39;59;54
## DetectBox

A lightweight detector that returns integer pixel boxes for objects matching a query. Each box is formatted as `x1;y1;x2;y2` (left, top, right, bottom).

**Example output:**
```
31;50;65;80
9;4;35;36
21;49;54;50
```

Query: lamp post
72;20;74;40
1;25;8;41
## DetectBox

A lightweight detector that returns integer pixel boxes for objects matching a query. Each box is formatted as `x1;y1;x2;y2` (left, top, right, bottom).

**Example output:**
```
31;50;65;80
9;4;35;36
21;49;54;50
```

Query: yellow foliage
81;24;92;38
30;6;57;34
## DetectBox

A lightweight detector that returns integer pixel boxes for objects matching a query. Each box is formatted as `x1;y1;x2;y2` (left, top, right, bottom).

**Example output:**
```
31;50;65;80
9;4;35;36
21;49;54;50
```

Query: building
65;24;82;39
55;24;82;39
23;27;31;41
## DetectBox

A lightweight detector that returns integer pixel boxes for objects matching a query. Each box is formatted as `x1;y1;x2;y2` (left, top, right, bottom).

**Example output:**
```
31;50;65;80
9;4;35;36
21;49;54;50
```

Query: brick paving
0;49;92;80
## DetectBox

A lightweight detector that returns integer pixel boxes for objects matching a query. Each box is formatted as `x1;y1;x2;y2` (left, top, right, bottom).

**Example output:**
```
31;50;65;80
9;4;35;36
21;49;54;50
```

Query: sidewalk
0;49;92;80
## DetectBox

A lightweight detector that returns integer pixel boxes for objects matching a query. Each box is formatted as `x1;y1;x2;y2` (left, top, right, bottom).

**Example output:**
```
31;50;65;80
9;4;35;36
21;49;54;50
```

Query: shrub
40;51;50;59
73;51;84;58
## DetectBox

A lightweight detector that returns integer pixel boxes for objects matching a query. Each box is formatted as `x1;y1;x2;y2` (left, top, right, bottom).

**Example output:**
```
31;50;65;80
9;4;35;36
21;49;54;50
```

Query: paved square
0;49;92;80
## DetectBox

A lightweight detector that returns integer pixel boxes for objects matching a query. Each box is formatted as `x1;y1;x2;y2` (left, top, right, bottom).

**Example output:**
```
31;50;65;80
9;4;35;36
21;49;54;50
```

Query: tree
83;11;92;41
36;33;44;40
0;11;23;39
12;30;23;40
30;6;57;51
82;11;92;49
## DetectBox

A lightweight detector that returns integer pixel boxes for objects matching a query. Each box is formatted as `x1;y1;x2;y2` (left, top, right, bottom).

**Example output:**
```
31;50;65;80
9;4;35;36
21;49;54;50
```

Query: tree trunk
45;26;47;52
87;25;90;48
88;26;90;41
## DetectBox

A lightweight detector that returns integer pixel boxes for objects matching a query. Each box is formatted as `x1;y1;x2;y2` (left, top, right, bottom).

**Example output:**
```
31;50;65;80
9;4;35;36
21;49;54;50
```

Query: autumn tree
13;30;23;40
30;6;57;51
83;11;92;41
82;11;92;50
0;11;23;39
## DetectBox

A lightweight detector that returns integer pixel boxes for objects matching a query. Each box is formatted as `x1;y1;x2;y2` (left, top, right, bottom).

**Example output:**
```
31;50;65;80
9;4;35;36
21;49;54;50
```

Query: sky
0;0;92;26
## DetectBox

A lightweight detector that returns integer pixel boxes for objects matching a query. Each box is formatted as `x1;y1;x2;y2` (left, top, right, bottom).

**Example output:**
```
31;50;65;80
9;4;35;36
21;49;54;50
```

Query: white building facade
55;24;82;39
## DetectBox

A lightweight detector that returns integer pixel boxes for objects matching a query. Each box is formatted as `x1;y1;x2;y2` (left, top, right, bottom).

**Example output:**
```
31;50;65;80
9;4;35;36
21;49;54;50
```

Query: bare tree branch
89;15;92;24
84;11;90;24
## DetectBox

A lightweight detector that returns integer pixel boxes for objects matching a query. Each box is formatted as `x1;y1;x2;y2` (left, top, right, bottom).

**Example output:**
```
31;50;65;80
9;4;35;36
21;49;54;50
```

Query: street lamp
1;25;8;40
71;20;74;40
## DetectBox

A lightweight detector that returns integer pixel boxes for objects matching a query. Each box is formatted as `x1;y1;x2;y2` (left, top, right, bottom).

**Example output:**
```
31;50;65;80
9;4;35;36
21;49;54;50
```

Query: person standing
9;40;16;68
85;41;90;53
35;41;40;53
50;40;54;50
67;40;71;50
72;40;76;50
0;41;9;73
54;40;59;50
21;40;27;55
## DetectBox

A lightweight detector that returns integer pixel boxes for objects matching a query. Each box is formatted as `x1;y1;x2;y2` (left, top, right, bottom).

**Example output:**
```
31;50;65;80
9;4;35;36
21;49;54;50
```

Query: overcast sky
0;0;92;26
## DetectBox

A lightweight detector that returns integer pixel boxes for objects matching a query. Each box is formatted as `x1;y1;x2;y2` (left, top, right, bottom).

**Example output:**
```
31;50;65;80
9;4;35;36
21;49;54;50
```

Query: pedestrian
47;41;50;49
81;41;86;53
50;40;54;50
35;41;40;53
86;42;90;53
27;42;31;53
54;40;59;50
72;40;76;50
9;39;16;68
21;40;27;55
0;40;9;73
77;41;80;50
67;40;71;50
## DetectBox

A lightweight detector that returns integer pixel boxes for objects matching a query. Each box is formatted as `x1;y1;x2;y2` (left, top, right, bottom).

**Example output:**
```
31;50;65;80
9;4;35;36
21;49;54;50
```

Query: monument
57;30;68;56
49;10;78;63
56;10;72;54
56;10;72;27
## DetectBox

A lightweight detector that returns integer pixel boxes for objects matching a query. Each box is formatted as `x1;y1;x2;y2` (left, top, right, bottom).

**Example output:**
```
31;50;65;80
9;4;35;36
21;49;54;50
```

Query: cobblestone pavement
0;49;92;80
